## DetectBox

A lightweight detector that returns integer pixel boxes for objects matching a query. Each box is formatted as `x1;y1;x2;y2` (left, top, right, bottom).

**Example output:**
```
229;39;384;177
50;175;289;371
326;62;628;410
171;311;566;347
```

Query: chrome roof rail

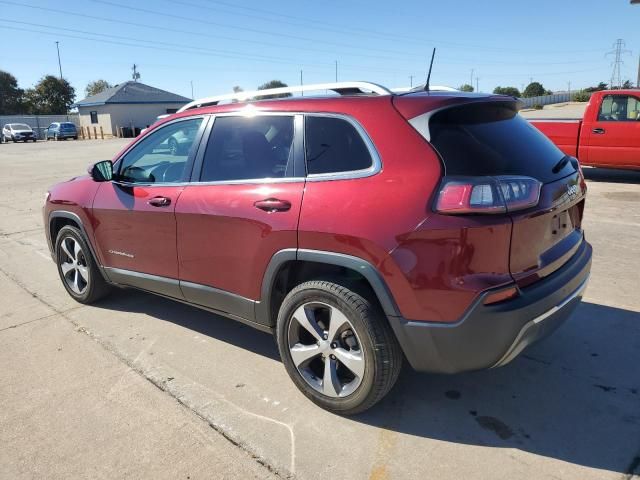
177;81;393;112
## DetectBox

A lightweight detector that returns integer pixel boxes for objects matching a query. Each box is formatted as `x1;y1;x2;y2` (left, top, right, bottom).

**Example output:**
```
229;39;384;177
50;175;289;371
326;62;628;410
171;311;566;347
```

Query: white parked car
2;123;37;142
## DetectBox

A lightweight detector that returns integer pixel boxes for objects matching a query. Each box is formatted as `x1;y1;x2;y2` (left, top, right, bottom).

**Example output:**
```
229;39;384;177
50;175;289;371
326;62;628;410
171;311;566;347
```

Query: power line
87;0;604;57
11;2;609;67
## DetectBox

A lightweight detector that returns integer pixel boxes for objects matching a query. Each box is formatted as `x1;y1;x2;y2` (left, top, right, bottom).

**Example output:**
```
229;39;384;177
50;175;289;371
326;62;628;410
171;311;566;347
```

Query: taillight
435;176;542;215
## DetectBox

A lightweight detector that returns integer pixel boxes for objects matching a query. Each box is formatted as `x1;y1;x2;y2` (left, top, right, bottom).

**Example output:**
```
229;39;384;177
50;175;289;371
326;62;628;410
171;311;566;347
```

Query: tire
55;225;111;304
276;280;403;415
73;136;78;140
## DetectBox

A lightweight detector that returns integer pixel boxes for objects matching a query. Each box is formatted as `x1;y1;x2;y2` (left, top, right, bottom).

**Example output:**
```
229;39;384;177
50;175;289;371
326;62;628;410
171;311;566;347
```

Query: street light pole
55;41;63;79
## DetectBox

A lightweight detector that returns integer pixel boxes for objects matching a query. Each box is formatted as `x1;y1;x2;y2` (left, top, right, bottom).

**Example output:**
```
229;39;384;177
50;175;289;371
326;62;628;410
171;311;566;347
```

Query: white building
73;81;190;136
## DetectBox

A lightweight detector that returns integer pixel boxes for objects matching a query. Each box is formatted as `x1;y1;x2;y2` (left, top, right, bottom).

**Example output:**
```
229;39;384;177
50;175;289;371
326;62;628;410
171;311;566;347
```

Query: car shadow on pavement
583;167;640;184
95;289;280;361
358;301;640;475
94;292;639;475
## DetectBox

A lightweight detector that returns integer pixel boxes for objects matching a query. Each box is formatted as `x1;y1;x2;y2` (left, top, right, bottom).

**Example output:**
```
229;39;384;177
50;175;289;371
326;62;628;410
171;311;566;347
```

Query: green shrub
572;90;590;102
533;104;544;110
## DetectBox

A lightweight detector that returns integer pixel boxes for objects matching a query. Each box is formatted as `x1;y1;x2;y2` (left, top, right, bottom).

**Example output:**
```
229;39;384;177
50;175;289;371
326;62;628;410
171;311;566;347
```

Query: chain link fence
0;114;80;140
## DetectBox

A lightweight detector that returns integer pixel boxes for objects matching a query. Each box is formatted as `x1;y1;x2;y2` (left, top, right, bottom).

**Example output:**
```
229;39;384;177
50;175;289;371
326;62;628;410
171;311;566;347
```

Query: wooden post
86;126;91;139
100;126;104;140
80;127;85;140
93;126;97;140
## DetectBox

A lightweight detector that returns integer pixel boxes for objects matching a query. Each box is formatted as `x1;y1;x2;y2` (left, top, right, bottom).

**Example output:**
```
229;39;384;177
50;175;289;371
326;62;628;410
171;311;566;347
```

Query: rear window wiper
552;155;571;174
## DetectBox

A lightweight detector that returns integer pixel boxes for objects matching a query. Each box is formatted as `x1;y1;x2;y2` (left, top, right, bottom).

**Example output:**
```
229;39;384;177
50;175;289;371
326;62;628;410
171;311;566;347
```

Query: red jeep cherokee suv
44;82;592;414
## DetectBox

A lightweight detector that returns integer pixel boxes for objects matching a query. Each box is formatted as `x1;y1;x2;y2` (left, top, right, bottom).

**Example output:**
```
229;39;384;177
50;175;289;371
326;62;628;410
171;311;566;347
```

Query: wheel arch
257;249;401;327
48;211;109;282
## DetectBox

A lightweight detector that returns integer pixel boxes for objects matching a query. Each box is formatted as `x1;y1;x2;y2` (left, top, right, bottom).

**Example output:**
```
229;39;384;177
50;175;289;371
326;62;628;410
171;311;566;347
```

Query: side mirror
88;160;113;182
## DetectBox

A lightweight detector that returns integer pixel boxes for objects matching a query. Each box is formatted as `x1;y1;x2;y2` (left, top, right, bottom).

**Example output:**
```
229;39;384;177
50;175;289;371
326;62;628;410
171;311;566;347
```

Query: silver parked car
2;123;36;142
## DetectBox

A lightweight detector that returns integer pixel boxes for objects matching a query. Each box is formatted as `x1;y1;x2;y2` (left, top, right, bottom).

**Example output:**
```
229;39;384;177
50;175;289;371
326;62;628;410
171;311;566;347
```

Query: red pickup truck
531;89;640;170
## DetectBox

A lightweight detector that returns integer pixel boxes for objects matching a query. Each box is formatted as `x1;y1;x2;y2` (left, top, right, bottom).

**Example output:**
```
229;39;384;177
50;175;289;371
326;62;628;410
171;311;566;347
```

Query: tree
522;81;546;98
622;80;634;89
85;79;112;97
585;82;608;93
256;80;291;99
232;86;243;93
0;70;24;114
24;75;75;114
493;86;521;97
458;84;474;92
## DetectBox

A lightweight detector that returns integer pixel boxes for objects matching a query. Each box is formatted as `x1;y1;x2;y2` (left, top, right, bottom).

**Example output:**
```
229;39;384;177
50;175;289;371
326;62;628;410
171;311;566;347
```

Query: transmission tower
606;39;631;89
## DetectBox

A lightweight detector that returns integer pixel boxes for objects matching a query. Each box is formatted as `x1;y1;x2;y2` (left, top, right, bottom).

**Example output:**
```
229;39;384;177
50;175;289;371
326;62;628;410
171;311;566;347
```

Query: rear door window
429;102;573;183
199;115;295;182
304;116;373;175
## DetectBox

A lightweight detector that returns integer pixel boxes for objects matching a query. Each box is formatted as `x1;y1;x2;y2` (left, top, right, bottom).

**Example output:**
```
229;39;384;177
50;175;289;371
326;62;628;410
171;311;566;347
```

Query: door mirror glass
89;160;113;182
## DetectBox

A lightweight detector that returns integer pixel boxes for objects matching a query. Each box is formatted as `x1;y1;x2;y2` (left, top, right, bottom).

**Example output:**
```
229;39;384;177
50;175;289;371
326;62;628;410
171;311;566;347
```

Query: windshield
10;124;31;131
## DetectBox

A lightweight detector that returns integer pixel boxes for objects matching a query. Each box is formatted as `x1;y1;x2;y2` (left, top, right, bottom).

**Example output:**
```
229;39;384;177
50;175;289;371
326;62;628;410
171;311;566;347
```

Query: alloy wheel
287;302;365;398
59;237;89;295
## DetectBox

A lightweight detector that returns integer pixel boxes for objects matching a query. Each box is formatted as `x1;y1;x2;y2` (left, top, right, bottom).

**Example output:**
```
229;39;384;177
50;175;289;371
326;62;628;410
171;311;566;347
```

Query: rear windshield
60;123;76;129
429;102;575;183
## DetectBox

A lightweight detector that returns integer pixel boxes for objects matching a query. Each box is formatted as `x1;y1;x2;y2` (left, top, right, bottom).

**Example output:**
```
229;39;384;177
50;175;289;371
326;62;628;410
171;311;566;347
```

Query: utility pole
470;69;474;87
568;81;571;102
190;80;194;99
409;75;413;88
132;64;140;82
335;60;338;82
300;69;303;96
55;41;63;79
606;39;631;89
476;77;479;93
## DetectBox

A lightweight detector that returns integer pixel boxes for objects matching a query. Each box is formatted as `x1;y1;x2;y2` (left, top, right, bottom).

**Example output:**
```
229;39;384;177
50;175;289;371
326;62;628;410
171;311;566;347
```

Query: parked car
139;114;171;136
3;123;36;142
46;122;79;141
531;89;640;170
43;82;592;414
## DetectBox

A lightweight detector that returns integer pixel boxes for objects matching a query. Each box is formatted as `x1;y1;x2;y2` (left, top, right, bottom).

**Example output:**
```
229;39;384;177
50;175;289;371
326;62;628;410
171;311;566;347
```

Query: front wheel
276;280;403;415
55;226;111;304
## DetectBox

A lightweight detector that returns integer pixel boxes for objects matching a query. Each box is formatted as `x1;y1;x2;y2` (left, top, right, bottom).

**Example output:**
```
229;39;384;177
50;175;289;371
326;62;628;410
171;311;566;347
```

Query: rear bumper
388;240;592;374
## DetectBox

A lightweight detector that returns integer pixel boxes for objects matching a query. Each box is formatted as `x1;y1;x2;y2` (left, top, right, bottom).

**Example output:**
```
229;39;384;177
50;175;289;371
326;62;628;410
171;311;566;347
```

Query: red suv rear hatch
401;97;587;288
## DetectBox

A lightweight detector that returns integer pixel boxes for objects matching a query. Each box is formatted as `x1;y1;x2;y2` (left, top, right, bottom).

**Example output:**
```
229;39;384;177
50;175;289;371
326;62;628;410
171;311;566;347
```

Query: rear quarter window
304;116;373;175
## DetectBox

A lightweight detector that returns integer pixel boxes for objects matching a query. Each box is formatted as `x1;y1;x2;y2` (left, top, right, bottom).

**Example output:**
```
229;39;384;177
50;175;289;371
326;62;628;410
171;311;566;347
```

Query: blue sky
1;0;638;100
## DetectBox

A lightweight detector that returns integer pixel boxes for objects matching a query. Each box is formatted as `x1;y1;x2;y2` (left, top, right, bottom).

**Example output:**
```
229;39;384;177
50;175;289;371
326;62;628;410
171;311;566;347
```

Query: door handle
254;198;291;212
148;196;171;207
592;128;606;134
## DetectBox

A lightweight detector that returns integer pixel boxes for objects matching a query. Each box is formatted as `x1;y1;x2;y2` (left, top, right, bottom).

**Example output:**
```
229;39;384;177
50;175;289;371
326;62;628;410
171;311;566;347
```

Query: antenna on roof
424;48;436;93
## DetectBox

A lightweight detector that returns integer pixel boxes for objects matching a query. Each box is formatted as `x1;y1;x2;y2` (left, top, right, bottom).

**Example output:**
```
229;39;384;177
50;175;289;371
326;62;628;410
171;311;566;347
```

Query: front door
584;93;640;168
92;116;207;297
175;114;304;323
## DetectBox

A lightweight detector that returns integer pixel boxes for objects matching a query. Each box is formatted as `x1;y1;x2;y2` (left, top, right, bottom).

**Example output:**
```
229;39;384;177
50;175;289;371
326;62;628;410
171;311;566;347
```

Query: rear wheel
55;226;111;304
276;280;403;415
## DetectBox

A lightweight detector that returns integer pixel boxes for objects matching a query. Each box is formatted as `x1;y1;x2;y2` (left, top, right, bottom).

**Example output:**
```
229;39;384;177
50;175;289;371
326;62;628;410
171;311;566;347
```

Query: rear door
175;113;304;323
92;116;207;296
583;93;640;168
429;101;586;287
